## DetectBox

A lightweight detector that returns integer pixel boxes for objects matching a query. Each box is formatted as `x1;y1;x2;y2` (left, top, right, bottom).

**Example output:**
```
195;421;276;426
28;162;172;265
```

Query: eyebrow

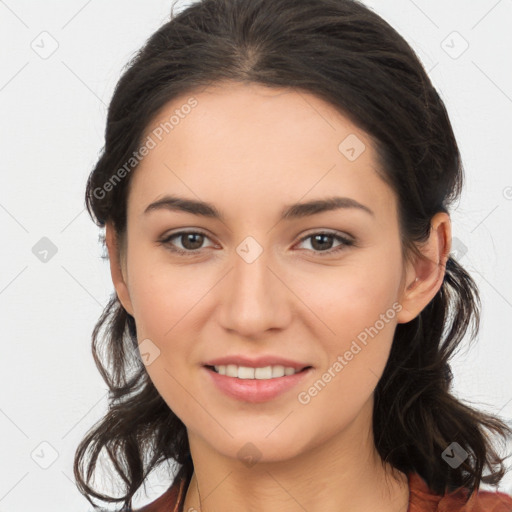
143;194;374;220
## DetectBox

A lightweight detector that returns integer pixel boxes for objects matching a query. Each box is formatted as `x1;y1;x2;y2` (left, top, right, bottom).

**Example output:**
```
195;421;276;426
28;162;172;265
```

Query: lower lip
204;366;312;403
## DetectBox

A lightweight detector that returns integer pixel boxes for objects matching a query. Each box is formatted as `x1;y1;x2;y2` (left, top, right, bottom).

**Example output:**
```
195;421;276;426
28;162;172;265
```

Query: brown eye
159;231;214;255
296;232;355;256
178;233;205;250
158;230;355;257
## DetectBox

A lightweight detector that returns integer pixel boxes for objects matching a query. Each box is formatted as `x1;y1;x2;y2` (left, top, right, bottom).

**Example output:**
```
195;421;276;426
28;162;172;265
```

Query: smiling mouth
205;364;312;379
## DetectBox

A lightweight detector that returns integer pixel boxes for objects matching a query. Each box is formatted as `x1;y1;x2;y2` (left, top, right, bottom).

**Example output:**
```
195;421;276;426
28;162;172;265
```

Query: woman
74;0;512;510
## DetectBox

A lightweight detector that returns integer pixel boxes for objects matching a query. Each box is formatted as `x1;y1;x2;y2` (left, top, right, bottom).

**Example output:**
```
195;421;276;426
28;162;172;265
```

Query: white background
1;0;511;510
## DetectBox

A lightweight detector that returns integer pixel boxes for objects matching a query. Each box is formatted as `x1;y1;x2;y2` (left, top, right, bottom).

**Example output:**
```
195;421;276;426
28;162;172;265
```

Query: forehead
130;81;396;224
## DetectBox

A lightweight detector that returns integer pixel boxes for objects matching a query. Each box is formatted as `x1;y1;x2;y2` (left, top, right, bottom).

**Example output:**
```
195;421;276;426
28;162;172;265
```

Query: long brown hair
75;0;512;508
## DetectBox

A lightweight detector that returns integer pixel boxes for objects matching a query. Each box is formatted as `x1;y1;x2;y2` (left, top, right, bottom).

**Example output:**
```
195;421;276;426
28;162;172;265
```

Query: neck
182;398;410;512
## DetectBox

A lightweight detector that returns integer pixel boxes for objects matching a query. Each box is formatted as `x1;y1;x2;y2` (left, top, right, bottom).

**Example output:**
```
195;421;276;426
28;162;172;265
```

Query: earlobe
105;222;134;316
396;212;452;324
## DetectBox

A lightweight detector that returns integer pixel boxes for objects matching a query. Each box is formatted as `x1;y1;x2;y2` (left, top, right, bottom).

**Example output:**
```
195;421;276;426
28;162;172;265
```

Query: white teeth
213;364;301;379
254;366;272;379
272;365;285;378
226;364;238;377
238;366;255;379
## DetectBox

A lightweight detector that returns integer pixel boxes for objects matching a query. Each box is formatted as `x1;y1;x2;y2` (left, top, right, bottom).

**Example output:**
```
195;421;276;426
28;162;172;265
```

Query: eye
295;231;355;256
158;230;215;255
158;230;355;257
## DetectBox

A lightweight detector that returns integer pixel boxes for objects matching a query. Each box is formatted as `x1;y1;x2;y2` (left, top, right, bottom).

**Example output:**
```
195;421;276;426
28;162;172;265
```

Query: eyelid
297;228;354;242
294;230;355;255
159;229;216;252
158;229;355;256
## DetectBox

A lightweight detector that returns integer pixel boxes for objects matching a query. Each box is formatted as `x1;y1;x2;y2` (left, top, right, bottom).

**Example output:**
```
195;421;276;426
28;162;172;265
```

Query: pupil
184;233;203;250
312;234;332;250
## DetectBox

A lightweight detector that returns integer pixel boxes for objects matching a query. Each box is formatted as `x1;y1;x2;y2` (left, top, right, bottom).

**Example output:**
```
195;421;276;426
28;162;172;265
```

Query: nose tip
217;249;292;336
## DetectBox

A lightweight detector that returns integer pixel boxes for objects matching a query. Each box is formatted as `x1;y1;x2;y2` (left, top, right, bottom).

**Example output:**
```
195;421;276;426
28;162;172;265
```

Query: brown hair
75;0;512;508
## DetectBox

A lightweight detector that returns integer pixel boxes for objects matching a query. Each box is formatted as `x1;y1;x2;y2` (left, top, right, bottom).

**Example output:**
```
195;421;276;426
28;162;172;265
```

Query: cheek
126;244;209;338
126;266;201;418
298;255;402;342
124;249;216;413
292;245;403;393
293;269;400;437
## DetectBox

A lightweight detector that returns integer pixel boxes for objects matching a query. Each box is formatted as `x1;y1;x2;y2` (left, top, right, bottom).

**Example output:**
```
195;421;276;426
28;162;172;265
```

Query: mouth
204;364;313;380
203;363;314;403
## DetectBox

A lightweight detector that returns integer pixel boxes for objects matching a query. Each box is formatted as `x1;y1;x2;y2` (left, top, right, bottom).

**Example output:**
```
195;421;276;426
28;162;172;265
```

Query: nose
216;241;292;338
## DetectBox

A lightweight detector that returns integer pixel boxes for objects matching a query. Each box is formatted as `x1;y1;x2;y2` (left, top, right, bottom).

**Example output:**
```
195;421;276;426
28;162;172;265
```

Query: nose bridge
218;236;290;335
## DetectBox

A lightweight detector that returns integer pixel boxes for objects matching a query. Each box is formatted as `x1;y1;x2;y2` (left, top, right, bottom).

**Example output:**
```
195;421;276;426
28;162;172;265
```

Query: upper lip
203;355;312;371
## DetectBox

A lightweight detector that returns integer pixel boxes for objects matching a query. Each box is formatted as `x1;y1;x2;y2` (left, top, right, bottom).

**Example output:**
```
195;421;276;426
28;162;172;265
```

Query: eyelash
158;230;355;257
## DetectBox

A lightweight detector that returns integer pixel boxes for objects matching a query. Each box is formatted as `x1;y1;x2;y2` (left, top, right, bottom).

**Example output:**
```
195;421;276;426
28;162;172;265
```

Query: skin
105;81;451;512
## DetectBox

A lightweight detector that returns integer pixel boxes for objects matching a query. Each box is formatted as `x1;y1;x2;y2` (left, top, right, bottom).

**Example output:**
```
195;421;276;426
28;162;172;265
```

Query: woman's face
108;81;426;463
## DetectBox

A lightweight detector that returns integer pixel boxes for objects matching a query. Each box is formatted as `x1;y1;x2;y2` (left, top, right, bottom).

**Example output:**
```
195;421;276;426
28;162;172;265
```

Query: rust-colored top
134;472;512;512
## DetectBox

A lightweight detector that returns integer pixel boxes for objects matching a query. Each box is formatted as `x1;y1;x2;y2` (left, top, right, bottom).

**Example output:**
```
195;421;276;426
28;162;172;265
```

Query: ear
396;212;452;324
105;221;134;316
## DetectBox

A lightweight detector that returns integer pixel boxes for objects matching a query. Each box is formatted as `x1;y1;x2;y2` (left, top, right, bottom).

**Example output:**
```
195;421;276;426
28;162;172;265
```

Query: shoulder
437;487;512;512
111;472;512;511
408;472;512;512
